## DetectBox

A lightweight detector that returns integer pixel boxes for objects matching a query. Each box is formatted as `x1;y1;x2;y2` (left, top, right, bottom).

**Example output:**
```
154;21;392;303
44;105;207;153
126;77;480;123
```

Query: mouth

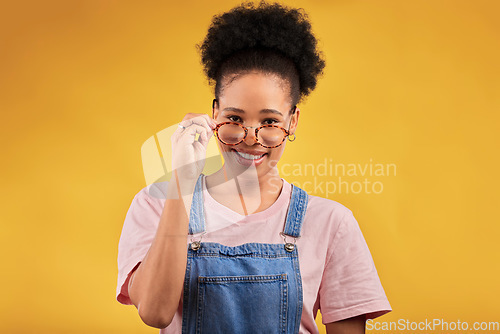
231;149;268;166
232;149;267;159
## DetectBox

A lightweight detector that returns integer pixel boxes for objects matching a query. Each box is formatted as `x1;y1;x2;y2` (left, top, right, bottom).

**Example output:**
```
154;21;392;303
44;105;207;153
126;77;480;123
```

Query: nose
243;125;259;146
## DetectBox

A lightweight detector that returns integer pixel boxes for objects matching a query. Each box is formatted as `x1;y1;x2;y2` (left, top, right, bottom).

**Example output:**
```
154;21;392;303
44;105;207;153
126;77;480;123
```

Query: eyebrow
221;107;283;117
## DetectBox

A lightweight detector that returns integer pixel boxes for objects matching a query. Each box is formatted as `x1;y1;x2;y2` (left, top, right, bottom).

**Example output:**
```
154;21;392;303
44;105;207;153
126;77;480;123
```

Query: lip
231;148;268;155
231;149;267;167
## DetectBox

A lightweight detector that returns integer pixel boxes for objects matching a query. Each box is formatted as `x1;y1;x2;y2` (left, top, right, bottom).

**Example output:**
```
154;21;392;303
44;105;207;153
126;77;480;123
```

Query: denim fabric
182;174;309;334
283;182;308;238
188;175;205;234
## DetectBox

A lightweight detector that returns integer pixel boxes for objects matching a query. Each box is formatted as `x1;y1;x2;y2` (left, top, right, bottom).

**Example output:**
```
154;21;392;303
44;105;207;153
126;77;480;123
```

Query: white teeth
234;150;265;160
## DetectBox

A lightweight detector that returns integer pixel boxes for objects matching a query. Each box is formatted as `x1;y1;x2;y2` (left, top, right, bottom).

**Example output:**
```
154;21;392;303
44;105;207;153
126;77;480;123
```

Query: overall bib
181;174;309;334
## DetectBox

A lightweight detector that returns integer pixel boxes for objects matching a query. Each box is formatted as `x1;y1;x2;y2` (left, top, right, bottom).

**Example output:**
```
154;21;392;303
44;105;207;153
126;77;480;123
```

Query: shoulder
135;181;170;210
291;185;374;264
302;190;354;226
121;181;170;229
143;180;169;201
290;182;356;243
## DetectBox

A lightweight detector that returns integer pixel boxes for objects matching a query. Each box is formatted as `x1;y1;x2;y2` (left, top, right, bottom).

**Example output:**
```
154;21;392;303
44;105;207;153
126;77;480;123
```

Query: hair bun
197;1;325;104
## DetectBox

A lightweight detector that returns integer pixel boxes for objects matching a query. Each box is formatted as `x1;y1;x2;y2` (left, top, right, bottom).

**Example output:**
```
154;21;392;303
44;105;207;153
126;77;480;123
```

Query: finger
184;113;217;128
198;127;214;147
201;114;218;129
171;123;192;143
194;124;214;149
173;114;216;145
180;117;215;142
200;130;208;143
173;116;209;142
197;114;216;130
181;114;216;130
177;124;211;145
179;116;207;129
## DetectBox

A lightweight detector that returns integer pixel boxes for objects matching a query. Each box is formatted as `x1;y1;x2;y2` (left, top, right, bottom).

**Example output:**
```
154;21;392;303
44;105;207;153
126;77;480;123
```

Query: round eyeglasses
214;122;291;148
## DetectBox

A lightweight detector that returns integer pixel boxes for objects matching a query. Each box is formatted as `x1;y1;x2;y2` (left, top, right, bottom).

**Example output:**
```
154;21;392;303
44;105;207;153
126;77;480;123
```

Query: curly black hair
196;0;326;108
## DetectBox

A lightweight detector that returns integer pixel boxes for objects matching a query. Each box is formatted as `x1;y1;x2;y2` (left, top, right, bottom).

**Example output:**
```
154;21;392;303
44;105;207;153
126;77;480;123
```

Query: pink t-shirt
116;176;391;333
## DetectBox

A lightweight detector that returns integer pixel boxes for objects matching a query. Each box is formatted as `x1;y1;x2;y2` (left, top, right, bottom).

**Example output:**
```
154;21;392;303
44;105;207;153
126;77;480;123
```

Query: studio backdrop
1;0;499;333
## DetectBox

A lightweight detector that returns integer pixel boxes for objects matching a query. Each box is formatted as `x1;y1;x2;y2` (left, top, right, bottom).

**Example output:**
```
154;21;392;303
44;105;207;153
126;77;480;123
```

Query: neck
207;164;283;200
235;165;282;197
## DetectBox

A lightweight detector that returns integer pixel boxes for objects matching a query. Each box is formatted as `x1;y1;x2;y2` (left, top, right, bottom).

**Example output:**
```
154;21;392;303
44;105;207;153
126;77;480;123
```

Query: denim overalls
181;174;309;334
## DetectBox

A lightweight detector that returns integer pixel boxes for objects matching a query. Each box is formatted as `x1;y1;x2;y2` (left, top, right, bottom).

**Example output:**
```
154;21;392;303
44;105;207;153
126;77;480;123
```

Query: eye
227;115;242;122
262;118;280;125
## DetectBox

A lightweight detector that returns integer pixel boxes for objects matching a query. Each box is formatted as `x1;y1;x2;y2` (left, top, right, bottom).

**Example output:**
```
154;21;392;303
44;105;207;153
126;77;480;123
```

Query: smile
233;150;266;160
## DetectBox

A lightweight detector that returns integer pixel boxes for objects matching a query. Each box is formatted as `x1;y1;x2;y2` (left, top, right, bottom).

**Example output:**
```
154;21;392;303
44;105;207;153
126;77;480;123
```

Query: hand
171;113;217;188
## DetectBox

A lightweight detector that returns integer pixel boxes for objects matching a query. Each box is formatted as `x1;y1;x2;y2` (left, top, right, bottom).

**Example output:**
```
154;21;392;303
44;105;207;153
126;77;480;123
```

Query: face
213;71;299;178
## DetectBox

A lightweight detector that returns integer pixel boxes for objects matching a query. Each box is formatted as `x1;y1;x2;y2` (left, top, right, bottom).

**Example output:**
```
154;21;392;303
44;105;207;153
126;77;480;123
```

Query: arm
127;174;196;329
125;114;215;328
326;315;366;334
319;211;391;329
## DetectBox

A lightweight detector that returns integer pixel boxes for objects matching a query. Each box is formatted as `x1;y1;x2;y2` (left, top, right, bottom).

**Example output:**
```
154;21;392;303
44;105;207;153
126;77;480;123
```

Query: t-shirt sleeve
116;187;163;305
318;210;392;324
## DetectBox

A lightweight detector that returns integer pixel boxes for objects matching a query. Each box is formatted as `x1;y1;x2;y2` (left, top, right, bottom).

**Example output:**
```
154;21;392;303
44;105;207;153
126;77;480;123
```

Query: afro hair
196;0;326;107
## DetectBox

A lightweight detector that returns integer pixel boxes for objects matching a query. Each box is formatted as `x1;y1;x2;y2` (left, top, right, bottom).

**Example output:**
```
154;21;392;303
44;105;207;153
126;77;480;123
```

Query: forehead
218;72;291;111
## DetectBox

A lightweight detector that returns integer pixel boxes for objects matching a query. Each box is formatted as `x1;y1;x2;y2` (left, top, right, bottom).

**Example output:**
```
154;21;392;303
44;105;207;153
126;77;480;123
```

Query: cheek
267;145;285;160
216;140;231;152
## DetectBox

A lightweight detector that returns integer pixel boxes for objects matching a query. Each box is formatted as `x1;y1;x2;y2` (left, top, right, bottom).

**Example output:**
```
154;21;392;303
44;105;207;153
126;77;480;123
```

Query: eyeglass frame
211;98;296;149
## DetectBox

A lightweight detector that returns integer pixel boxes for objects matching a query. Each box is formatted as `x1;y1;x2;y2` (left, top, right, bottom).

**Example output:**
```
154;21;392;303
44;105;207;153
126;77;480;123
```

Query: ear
289;107;300;134
212;98;219;119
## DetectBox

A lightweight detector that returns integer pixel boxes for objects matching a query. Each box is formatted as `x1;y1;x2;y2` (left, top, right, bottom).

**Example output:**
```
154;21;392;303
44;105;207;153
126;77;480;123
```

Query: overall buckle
280;232;300;252
190;231;206;251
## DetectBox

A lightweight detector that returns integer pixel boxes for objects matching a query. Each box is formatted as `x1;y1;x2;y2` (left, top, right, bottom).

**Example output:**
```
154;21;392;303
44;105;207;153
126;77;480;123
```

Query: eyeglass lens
217;124;285;147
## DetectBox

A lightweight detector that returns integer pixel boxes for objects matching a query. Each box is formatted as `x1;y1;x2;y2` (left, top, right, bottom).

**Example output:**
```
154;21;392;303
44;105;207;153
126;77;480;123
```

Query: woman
116;2;391;333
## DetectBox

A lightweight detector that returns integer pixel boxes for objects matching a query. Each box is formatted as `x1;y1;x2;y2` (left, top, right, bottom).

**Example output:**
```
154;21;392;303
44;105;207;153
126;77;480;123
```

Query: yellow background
1;0;499;333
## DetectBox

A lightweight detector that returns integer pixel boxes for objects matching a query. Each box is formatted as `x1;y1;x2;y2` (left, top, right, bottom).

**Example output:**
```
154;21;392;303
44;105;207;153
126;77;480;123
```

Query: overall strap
188;174;206;235
282;183;309;238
